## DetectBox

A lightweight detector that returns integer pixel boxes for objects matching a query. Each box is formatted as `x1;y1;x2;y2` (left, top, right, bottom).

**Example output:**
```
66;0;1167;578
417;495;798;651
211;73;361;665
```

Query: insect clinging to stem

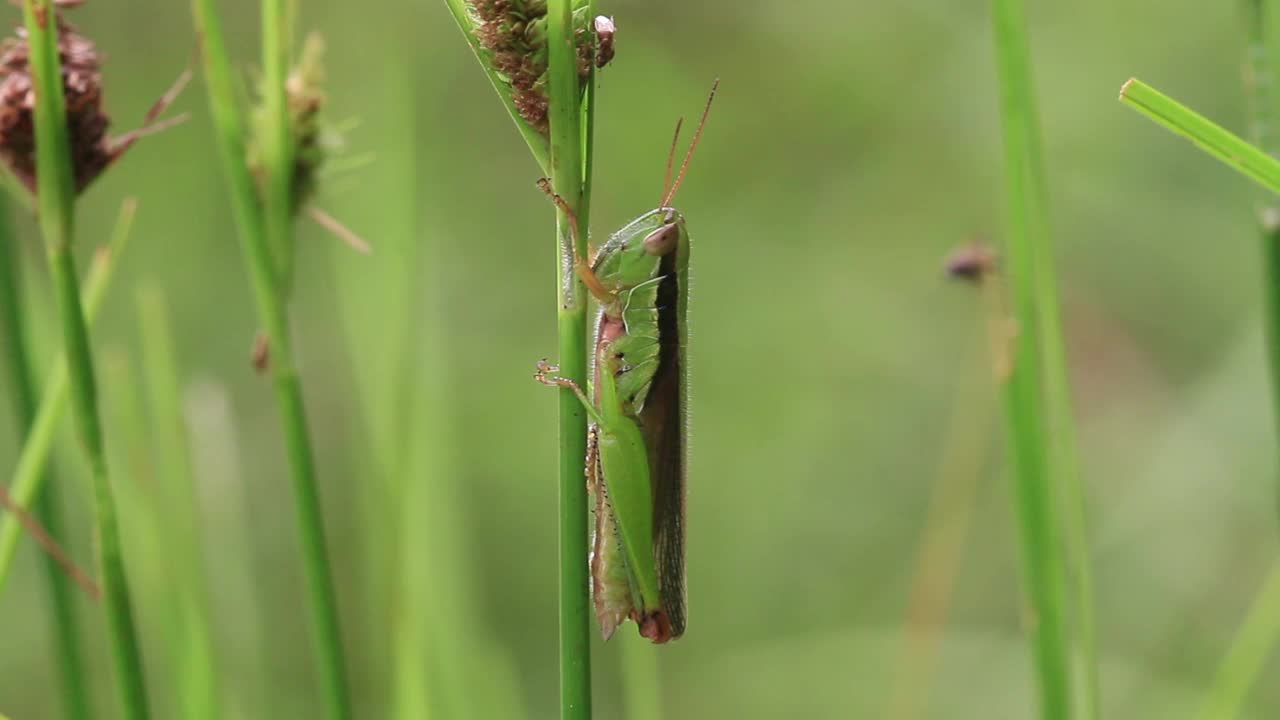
537;79;718;644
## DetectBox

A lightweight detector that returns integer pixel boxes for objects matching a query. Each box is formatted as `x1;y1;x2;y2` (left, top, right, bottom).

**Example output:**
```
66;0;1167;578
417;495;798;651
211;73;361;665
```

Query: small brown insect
0;2;188;195
945;240;999;283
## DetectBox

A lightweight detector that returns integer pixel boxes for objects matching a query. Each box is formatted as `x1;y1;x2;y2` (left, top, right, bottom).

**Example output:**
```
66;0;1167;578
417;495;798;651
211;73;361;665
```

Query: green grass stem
191;1;351;716
21;2;150;713
991;1;1098;716
1186;4;1280;717
991;1;1076;717
0;190;92;720
1194;562;1280;720
620;631;661;720
548;1;593;717
0;200;135;598
136;287;220;720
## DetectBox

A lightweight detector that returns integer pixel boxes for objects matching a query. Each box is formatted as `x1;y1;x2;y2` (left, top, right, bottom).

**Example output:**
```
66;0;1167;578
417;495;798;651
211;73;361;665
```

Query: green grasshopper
537;82;717;644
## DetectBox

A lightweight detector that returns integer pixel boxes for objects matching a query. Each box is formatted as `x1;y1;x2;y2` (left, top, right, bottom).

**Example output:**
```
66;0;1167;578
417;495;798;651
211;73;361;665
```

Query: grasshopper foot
534;359;585;393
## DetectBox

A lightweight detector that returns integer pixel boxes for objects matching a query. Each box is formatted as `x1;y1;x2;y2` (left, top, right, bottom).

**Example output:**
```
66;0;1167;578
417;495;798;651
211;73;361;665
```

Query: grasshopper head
590;81;714;294
592;207;687;291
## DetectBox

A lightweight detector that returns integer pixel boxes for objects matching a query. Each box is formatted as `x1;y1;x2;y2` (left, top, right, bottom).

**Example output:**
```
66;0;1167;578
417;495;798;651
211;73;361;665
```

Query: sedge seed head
249;31;334;216
469;0;614;135
0;1;186;195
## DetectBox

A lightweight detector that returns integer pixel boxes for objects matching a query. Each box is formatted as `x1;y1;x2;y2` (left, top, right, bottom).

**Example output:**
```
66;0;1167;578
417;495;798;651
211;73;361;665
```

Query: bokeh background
1;0;1278;718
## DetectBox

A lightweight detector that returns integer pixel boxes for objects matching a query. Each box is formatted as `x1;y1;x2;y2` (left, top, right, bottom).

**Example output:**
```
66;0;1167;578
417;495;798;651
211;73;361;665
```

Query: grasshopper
537;82;717;644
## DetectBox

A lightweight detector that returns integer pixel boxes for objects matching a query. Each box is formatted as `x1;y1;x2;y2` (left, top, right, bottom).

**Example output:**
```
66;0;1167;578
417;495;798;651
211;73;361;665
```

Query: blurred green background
2;0;1279;718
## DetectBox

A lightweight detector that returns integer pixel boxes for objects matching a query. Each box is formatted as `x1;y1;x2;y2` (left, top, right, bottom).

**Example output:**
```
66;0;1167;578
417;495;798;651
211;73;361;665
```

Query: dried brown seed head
0;6;186;195
286;32;326;214
469;0;614;135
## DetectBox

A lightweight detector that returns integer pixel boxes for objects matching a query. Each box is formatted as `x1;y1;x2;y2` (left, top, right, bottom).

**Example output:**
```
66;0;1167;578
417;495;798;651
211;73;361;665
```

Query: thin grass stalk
136;287;220;720
0;195;91;719
990;0;1073;717
382;22;436;720
547;1;592;717
1246;0;1280;454
619;632;661;720
1195;561;1280;720
0;200;135;597
262;0;294;283
20;1;149;715
886;281;999;720
191;2;351;717
1185;4;1280;716
992;2;1098;715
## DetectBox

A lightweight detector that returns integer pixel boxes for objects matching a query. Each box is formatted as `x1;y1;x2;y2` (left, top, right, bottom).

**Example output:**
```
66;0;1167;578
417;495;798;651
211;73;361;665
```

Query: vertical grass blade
1195;562;1280;720
990;0;1075;717
619;632;661;720
991;1;1098;715
21;1;149;714
1187;4;1280;717
136;287;221;720
547;1;592;717
0;193;92;720
191;1;351;716
0;199;136;598
886;275;999;720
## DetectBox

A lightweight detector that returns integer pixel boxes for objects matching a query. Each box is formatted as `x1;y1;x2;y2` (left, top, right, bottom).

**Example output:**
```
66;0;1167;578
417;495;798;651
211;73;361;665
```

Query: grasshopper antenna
660;117;684;207
661;78;719;209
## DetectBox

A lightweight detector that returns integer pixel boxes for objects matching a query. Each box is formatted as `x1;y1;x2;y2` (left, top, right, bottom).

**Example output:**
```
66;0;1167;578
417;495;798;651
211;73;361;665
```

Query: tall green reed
0;200;135;597
1119;4;1280;715
136;287;220;720
20;1;150;713
991;0;1091;717
189;1;351;716
887;246;1001;720
442;2;602;716
0;188;91;720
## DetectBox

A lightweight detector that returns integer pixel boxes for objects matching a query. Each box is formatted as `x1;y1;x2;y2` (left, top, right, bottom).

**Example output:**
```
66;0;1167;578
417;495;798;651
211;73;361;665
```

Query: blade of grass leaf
1194;561;1280;720
995;2;1098;715
1191;4;1280;717
0;199;136;599
0;194;92;718
1120;78;1280;194
991;0;1075;717
136;286;221;720
620;631;661;720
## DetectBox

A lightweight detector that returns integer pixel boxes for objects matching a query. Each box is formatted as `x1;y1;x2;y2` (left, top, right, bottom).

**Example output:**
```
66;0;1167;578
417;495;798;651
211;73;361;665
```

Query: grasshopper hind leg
591;476;635;641
586;424;602;493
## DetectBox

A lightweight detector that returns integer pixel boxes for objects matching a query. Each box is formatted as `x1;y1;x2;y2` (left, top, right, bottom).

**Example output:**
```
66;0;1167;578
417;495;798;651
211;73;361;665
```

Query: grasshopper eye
642;223;680;256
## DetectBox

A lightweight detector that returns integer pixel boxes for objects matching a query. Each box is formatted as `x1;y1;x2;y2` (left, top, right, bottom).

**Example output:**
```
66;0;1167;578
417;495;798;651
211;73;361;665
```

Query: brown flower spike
0;0;188;194
248;32;369;256
470;0;615;134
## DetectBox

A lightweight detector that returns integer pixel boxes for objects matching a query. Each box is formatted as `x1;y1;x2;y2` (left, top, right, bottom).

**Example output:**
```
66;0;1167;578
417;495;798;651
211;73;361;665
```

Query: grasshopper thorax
591;207;687;296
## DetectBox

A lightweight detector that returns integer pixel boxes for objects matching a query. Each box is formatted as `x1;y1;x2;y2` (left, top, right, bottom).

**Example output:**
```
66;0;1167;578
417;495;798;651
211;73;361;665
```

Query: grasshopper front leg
536;178;614;303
